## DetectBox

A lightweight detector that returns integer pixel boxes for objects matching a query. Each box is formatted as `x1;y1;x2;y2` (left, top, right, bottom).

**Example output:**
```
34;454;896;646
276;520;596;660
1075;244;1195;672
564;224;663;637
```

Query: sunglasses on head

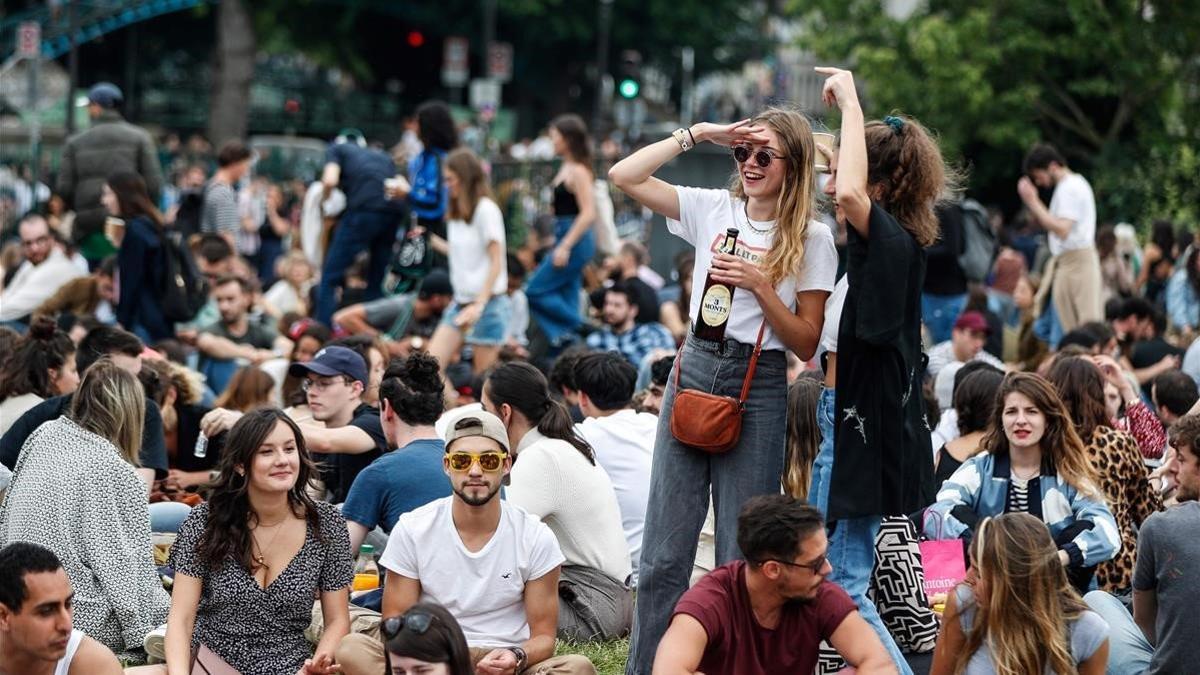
382;611;436;640
733;144;788;168
446;451;508;472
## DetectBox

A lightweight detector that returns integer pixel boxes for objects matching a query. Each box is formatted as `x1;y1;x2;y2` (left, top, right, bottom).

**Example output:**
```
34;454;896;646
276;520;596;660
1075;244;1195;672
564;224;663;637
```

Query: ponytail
486;362;595;464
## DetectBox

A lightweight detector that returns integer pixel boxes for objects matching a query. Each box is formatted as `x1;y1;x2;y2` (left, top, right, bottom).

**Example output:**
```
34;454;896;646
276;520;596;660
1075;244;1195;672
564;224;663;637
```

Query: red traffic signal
407;30;425;48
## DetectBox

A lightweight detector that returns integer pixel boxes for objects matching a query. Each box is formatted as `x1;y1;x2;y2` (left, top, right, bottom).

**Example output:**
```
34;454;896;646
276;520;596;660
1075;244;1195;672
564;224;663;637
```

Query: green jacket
57;110;163;245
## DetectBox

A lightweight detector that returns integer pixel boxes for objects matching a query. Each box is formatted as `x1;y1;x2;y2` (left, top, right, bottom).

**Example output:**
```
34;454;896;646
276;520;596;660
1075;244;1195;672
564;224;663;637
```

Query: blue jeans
811;386;912;674
626;335;788;675
526;216;594;344
1084;591;1151;675
921;292;967;344
149;502;194;534
315;209;401;325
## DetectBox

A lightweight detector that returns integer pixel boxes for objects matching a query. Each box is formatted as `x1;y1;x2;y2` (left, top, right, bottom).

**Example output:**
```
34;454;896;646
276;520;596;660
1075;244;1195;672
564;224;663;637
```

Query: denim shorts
440;295;512;346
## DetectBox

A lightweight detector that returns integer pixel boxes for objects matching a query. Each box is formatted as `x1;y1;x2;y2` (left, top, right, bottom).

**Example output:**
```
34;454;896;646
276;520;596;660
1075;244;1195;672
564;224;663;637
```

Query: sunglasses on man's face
446;451;507;472
733;144;788;169
382;611;435;640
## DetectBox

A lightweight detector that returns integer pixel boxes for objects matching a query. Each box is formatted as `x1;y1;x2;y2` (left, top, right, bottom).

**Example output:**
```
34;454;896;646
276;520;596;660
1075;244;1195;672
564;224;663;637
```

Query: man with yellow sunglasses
335;412;595;675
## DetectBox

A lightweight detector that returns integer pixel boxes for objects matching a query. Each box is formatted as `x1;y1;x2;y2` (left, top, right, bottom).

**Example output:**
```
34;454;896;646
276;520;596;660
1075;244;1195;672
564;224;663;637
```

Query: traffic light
619;50;641;100
407;30;425;48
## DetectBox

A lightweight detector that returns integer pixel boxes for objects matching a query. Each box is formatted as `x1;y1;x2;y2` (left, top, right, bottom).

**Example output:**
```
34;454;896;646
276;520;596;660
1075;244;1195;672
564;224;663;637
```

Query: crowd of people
0;66;1198;675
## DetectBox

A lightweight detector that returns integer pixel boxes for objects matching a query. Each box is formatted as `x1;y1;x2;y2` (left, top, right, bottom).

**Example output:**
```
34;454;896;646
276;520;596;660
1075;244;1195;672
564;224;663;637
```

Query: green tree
792;0;1200;226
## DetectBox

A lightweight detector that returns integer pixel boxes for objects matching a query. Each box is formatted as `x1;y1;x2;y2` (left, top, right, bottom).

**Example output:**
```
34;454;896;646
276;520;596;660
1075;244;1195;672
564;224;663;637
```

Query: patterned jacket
0;417;169;652
924;452;1121;568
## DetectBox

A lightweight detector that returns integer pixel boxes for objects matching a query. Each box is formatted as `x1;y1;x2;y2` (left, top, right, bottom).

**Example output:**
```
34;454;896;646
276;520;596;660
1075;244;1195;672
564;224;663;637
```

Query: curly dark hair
416;101;458;152
379;352;444;427
862;116;955;247
193;409;325;573
0;316;75;401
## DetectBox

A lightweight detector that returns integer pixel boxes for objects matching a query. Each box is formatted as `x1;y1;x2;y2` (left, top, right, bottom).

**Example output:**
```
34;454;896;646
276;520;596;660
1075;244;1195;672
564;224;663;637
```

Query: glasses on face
381;611;436;640
733;144;788;168
302;377;352;393
762;553;827;575
21;234;50;249
446;451;508;472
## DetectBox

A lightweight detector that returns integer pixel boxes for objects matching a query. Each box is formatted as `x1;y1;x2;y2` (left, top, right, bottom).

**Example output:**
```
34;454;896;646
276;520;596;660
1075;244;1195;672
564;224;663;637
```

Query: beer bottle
694;228;739;341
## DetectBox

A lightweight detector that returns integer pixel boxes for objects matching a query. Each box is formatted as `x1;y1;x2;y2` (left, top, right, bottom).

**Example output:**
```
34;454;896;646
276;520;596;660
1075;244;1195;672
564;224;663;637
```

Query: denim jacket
1165;268;1199;331
924;452;1121;568
407;149;447;221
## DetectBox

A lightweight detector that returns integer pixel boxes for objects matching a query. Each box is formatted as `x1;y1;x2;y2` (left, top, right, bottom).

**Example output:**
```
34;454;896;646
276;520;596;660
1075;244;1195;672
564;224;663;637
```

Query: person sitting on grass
383;603;473;675
335;411;595;675
0;542;123;675
652;494;895;675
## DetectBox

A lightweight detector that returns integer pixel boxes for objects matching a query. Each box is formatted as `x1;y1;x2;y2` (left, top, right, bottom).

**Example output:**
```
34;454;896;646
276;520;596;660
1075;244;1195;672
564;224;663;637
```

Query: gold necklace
251;517;289;568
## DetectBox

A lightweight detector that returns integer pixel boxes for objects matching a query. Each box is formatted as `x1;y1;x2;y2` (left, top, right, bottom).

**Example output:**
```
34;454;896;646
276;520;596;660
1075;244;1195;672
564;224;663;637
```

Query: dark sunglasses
382;611;436;640
761;554;827;574
733;144;788;168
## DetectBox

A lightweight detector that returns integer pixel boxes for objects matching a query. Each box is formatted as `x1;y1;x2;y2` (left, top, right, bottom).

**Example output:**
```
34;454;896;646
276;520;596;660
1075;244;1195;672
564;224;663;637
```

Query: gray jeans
558;564;634;642
626;334;787;675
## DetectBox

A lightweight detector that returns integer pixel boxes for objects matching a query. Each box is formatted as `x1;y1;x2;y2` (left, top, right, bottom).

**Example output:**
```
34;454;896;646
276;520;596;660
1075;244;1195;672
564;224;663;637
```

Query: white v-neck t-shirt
380;497;564;648
668;186;838;350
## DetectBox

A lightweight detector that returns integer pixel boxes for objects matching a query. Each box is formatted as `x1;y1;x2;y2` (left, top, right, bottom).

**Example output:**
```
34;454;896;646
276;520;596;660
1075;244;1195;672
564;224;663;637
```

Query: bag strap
673;320;768;403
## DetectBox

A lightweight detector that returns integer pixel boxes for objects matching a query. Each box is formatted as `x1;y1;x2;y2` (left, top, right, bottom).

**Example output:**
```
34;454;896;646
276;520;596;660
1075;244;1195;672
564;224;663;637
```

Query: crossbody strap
673;320;769;404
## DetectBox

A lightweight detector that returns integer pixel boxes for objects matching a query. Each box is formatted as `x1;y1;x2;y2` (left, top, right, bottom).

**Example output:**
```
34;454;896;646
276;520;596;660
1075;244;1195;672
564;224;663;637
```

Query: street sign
17;21;41;59
469;78;502;111
442;36;469;87
487;42;513;83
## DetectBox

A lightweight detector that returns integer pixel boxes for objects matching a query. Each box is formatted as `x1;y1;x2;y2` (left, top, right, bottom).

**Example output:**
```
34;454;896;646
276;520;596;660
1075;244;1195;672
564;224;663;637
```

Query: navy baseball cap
288;346;368;385
85;82;124;109
418;268;453;299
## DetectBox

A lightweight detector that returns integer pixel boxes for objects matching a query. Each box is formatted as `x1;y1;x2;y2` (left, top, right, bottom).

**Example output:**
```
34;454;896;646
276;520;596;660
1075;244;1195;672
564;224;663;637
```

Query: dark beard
453;482;501;506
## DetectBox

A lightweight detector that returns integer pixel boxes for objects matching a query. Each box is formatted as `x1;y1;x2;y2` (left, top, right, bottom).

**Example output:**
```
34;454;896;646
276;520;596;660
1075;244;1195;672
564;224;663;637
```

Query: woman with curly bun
0;315;79;436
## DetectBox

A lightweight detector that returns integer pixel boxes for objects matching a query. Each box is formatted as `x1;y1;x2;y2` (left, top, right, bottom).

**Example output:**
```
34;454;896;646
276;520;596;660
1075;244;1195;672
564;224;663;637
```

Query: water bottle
194;433;208;459
352;544;380;591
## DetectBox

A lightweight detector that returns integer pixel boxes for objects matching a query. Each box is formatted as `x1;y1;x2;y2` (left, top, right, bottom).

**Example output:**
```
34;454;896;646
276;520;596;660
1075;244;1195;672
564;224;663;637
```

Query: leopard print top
1086;426;1162;591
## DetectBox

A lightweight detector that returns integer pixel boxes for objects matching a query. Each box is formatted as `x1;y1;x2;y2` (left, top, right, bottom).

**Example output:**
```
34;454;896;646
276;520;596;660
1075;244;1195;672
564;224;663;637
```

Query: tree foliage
791;0;1200;226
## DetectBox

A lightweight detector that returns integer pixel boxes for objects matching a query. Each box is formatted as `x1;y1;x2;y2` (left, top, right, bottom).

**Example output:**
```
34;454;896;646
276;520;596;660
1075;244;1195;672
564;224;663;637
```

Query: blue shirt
586;321;676;367
340;438;450;534
325;143;401;213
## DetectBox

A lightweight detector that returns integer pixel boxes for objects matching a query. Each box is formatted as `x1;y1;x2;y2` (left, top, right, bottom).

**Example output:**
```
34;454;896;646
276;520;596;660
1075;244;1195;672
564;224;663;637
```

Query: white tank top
54;630;84;675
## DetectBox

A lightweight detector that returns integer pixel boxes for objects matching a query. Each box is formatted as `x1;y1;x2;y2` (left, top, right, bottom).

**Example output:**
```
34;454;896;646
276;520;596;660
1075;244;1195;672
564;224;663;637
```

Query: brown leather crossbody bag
669;322;766;453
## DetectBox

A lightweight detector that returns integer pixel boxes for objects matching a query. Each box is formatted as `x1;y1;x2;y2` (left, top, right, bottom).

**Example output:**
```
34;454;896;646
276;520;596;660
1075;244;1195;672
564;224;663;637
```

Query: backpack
957;198;994;283
172;189;204;238
593;178;619;257
158;228;209;322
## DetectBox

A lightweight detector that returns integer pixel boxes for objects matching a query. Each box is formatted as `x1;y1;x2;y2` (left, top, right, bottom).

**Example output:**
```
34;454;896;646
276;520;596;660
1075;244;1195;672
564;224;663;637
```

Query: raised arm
816;67;871;237
608;120;768;222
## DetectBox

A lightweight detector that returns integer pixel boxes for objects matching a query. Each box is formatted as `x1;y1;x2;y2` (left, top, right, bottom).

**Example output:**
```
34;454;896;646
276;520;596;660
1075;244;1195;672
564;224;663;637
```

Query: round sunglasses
733;144;789;168
382;611;437;640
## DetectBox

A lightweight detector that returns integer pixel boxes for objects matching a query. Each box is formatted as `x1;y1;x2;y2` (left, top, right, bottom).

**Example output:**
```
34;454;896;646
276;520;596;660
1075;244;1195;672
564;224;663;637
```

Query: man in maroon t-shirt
652;495;895;675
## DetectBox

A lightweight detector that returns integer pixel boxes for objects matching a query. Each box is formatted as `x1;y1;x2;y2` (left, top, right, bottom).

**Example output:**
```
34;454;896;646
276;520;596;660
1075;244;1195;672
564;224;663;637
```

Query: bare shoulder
69;634;124;675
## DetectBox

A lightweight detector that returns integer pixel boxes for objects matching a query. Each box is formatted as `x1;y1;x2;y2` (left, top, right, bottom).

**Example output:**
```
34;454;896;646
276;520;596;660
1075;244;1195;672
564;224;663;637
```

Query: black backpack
172;189;205;238
158;228;208;322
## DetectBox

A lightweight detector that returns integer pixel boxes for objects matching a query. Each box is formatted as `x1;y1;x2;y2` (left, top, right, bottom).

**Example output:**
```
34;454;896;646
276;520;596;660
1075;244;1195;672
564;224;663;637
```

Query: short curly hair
1169;413;1200;462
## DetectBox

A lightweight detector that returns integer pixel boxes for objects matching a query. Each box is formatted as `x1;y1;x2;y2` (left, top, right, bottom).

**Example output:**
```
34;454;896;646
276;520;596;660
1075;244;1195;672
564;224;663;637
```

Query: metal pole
28;54;42;192
593;0;613;135
65;0;79;136
482;0;496;75
680;46;695;127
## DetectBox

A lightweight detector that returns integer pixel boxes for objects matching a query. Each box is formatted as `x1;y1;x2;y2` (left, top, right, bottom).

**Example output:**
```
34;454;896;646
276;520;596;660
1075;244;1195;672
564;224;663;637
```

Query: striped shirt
1007;474;1034;513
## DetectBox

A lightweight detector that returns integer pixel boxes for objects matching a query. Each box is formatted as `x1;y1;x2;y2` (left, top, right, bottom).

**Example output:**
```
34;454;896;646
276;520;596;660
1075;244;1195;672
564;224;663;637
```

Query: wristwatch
507;646;528;671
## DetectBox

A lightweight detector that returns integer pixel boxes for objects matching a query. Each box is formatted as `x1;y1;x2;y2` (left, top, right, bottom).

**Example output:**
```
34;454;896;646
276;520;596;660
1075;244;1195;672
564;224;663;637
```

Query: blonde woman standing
609;108;836;674
0;358;169;657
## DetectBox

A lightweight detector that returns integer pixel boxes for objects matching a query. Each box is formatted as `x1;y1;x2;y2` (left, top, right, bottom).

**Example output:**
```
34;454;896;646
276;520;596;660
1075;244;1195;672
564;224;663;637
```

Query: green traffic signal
618;78;640;99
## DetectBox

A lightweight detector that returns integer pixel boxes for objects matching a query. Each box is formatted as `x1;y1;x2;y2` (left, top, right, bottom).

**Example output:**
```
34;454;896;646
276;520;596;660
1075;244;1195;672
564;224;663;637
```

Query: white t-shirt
817;275;849;361
1047;173;1096;255
576;410;656;585
508;429;632;583
447;197;508;304
379;496;564;648
668;186;838;350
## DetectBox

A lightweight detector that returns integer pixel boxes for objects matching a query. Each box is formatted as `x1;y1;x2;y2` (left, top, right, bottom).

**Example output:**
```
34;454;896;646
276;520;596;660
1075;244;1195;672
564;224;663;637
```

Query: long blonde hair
956;513;1089;675
728;108;817;285
783;378;823;500
68;357;145;466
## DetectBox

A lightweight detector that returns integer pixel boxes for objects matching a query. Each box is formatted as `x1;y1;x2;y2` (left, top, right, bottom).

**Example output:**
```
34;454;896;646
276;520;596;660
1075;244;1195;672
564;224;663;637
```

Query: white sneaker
144;624;167;663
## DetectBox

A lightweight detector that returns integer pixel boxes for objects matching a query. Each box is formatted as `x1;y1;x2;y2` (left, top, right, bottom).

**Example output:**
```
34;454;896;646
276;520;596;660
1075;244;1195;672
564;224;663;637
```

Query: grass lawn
557;638;630;674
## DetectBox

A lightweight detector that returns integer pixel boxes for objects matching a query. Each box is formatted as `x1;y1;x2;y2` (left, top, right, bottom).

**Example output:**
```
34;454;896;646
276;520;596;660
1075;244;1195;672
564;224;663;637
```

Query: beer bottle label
700;285;733;326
